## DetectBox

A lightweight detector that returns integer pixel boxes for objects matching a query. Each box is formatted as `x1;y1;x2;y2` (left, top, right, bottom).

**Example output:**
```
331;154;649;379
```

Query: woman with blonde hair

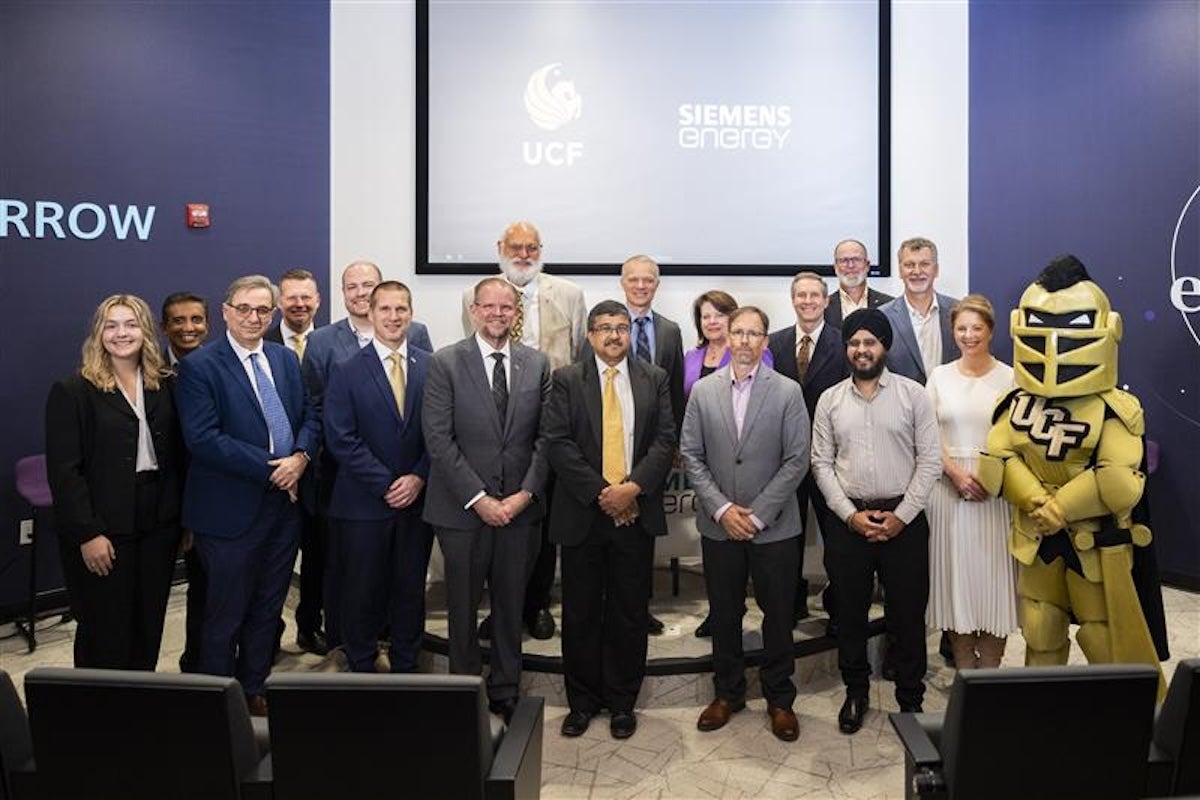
46;294;184;669
925;294;1018;669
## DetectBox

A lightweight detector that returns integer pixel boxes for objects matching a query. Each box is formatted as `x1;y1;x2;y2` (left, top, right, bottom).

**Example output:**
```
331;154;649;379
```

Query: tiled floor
2;577;1197;800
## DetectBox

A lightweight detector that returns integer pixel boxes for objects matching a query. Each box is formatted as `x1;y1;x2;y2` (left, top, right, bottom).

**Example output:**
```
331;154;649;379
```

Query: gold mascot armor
977;255;1165;695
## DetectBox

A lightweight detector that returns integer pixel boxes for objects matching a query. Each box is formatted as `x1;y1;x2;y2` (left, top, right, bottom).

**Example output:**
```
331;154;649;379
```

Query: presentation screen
418;0;889;276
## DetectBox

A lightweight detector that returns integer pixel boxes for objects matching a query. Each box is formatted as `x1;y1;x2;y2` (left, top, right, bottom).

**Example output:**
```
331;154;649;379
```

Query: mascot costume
978;255;1168;696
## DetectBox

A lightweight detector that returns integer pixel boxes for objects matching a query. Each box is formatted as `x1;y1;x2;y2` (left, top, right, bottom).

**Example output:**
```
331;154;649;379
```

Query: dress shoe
478;614;493;641
694;616;712;638
296;629;329;656
560;710;592;737
794;605;811;624
767;706;799;742
697;698;745;732
898;702;924;713
489;698;518;725
527;608;556;640
824;619;839;639
647;613;665;635
610;711;637;739
246;695;269;718
838;695;868;734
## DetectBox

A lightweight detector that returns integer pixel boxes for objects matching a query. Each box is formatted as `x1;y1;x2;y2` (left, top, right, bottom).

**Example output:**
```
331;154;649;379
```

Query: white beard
839;272;866;289
500;256;541;287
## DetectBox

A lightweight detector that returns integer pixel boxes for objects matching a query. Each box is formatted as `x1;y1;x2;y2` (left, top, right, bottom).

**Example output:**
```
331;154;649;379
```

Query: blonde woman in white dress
925;295;1018;669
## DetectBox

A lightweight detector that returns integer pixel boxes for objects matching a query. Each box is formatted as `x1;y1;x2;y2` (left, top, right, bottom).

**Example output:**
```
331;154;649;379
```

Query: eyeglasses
729;329;765;341
591;324;631;336
836;256;866;267
503;242;542;255
226;303;275;319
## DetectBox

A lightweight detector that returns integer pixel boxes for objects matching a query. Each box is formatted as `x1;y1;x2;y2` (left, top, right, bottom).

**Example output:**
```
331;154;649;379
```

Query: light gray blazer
421;335;551;530
679;364;810;545
879;292;960;385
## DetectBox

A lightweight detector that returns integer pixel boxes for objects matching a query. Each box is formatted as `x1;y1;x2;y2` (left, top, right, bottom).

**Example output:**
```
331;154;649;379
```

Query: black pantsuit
702;536;800;710
45;373;184;671
561;516;654;714
823;508;930;709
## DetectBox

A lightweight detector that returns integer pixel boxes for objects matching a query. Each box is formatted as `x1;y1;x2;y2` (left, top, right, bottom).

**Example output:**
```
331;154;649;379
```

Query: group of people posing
45;223;1024;743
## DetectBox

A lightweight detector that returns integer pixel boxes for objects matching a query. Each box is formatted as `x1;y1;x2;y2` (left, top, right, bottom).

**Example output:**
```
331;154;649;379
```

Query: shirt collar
284;322;315;340
795;320;824;344
594;355;628;378
730;362;760;387
226;331;264;362
904;293;939;319
372;338;408;362
475;332;512;360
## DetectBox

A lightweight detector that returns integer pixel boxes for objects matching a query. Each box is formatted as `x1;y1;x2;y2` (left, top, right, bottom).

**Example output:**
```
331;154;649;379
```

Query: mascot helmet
1011;255;1122;397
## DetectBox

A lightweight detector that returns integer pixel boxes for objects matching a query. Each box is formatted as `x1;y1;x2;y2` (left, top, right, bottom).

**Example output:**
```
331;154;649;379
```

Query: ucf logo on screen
522;62;584;168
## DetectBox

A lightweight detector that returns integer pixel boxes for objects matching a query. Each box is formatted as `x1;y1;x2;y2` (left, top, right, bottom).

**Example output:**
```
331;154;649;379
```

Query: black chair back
0;672;32;800
266;673;495;800
25;667;261;800
940;664;1159;800
1156;658;1200;796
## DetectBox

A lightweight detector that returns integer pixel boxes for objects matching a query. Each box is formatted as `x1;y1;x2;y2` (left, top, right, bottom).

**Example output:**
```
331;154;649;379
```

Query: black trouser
702;535;799;710
179;547;206;672
523;473;557;621
60;475;180;670
561;516;654;715
823;499;929;709
795;472;832;618
294;502;327;636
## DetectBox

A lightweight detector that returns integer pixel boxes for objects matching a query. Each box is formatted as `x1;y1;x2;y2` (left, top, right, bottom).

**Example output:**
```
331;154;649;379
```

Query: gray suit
422;335;551;703
879;293;960;384
679;364;810;709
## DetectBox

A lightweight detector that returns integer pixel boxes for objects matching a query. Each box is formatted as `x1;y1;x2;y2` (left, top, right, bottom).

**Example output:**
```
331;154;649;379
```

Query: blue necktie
635;317;652;362
250;353;294;457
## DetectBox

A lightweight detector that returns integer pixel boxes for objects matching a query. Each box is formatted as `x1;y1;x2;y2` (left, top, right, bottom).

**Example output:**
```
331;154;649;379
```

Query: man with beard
810;309;940;734
461;221;586;640
824;239;893;328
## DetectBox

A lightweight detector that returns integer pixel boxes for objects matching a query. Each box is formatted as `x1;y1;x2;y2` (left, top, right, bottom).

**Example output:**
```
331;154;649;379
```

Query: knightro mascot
979;255;1168;695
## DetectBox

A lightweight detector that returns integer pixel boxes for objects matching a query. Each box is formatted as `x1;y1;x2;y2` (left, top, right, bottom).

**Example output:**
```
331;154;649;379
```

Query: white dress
925;360;1019;636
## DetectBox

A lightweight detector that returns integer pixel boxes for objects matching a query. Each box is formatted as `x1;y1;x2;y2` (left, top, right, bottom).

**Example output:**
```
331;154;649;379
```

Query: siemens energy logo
1170;183;1200;347
2;199;156;241
678;104;792;151
522;62;583;167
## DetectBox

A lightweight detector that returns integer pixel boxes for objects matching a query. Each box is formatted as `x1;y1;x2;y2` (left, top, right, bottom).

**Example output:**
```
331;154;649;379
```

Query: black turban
841;308;893;350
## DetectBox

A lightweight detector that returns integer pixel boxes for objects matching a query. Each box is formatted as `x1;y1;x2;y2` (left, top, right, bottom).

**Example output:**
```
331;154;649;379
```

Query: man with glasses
824;239;893;328
461;221;587;641
426;277;551;723
176;275;319;716
681;307;811;742
544;301;677;739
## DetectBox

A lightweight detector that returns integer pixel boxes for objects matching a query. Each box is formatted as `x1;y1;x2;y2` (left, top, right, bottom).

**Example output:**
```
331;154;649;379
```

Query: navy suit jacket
269;319;431;352
323;344;430;521
176;336;320;538
879;292;960;384
767;323;850;423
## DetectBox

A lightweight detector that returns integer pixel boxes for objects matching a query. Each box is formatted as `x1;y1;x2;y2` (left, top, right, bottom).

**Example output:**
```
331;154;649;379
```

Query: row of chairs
0;669;543;799
890;659;1200;800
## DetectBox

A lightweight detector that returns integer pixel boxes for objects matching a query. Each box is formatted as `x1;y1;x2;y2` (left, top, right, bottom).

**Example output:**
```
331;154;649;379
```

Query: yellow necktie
294;332;307;362
510;292;525;344
387;352;406;417
602;366;626;485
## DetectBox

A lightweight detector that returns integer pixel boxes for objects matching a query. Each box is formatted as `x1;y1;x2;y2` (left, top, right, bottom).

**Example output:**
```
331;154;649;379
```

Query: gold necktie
510;292;525;344
796;334;812;382
602;366;626;485
387;352;406;417
294;332;307;362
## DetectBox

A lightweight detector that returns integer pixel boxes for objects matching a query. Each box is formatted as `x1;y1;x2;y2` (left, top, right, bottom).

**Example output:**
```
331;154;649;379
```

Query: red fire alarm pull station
186;203;210;228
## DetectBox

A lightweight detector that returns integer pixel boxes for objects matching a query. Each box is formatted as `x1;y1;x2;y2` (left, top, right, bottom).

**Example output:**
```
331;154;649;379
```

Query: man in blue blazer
323;281;433;673
879;237;960;384
176;275;320;715
296;260;432;654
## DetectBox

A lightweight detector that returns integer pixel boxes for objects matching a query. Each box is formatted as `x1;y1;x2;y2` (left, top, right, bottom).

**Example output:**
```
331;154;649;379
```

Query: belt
849;496;903;512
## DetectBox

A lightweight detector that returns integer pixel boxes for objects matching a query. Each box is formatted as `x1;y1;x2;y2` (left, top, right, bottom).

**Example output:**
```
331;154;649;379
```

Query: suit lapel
737;367;771;453
714;366;739;449
651;312;666;366
366;348;403;426
214;339;264;418
628;360;652;458
806;326;838;384
890;305;925;380
463;338;504;439
505;346;532;434
582;358;603;454
97;386;136;420
777;328;799;381
403;351;425;426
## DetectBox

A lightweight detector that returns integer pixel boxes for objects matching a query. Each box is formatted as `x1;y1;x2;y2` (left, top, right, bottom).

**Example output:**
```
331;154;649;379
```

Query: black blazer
45;373;184;544
824;286;894;329
768;323;850;422
543;357;677;546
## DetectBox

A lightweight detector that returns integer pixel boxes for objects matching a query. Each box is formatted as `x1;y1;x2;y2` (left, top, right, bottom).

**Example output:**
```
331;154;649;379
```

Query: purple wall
0;2;330;609
969;1;1200;585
